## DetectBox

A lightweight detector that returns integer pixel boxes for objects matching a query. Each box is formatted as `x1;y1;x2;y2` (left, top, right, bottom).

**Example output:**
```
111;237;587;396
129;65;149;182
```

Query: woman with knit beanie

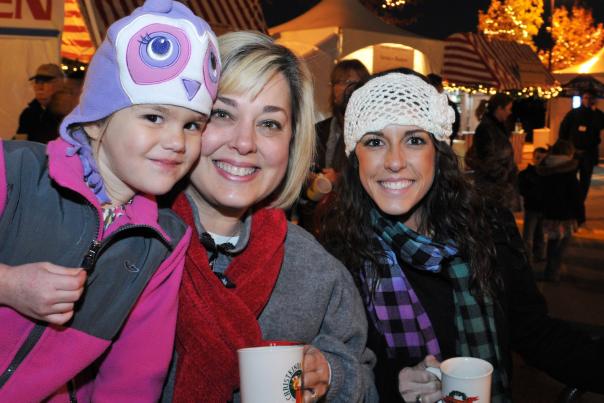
319;72;604;403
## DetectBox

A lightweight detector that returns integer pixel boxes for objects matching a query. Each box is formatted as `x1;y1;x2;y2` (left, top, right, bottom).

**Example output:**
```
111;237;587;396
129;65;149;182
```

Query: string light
382;0;406;9
443;82;562;99
61;60;88;76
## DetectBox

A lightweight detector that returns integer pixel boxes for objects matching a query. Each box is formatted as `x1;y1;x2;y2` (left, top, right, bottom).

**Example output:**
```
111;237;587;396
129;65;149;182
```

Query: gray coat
255;223;377;402
189;199;378;403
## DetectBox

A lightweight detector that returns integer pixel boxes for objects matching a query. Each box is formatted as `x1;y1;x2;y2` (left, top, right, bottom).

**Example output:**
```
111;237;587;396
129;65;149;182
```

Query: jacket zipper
0;202;102;391
67;378;78;403
0;204;171;393
62;224;170;402
0;323;46;388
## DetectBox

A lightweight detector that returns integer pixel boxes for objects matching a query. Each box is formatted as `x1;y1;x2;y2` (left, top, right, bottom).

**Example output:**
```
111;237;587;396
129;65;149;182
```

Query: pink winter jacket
0;139;190;402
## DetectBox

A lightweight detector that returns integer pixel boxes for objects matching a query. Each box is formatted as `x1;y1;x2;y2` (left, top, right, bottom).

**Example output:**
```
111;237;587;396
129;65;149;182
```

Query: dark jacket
366;207;604;402
448;98;461;142
315;117;347;173
297;117;347;234
472;113;511;153
0;140;189;401
536;155;581;221
559;106;604;165
518;164;544;212
16;99;62;144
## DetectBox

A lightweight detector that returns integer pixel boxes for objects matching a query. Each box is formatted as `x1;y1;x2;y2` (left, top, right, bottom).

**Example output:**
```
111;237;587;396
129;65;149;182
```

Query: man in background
559;89;604;226
315;59;370;181
16;63;65;144
296;59;369;233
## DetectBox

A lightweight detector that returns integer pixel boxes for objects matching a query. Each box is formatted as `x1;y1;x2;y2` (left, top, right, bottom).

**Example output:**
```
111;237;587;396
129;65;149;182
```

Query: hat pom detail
142;0;172;13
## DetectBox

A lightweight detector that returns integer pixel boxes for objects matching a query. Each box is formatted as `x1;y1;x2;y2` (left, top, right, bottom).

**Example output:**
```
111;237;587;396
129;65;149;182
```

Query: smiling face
86;104;206;204
355;125;436;231
188;72;293;220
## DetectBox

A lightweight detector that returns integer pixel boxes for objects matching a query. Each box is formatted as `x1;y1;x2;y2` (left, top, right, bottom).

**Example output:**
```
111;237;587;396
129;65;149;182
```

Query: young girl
537;140;581;281
0;0;219;401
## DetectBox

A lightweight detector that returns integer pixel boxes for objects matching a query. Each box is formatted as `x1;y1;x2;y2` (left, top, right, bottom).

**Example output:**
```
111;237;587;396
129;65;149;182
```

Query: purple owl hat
60;0;221;204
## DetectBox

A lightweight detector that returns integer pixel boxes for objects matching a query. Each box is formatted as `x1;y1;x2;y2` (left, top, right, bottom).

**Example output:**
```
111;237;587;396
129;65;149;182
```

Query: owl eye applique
203;41;220;99
126;23;191;85
140;32;180;67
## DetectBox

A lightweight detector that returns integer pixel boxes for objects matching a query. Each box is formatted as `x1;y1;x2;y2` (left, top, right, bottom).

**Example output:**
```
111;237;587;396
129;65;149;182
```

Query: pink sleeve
0;141;7;218
88;227;191;402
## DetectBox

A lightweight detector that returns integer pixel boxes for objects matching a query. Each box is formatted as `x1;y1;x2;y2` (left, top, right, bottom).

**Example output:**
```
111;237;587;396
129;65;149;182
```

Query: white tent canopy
269;0;444;117
554;47;604;83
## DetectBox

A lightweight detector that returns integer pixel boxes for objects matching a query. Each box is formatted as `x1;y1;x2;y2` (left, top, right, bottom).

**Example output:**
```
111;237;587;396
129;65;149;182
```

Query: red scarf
172;193;287;403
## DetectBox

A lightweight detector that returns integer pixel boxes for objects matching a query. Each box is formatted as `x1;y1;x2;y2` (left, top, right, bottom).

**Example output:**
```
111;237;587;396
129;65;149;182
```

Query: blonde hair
217;31;315;209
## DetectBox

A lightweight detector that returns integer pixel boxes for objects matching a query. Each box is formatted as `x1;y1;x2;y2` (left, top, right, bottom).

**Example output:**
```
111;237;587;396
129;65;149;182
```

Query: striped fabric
443;32;555;90
62;0;95;62
83;0;267;46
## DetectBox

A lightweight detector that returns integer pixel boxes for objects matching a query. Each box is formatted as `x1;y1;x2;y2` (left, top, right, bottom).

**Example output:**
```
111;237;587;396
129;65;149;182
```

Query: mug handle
426;367;442;380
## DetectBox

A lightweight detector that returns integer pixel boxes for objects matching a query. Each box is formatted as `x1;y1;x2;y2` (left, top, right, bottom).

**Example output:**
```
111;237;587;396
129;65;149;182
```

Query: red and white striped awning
81;0;267;47
443;33;555;90
62;0;95;62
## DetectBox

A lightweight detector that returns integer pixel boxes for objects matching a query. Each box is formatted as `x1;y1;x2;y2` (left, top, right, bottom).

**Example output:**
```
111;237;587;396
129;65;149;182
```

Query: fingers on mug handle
425;367;442;380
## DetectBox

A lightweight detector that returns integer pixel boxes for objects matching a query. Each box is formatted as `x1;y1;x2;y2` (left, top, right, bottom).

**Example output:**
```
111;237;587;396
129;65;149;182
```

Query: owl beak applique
182;78;201;101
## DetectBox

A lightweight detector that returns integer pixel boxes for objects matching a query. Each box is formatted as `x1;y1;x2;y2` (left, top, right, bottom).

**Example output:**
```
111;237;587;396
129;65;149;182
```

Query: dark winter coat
536;155;581;221
518;164;544;212
559;106;604;166
366;207;604;402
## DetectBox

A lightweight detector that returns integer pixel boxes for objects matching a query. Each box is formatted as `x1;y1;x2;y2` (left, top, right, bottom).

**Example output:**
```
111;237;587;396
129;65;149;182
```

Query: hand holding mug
320;168;338;184
398;355;443;403
306;174;333;202
302;345;330;402
425;357;493;403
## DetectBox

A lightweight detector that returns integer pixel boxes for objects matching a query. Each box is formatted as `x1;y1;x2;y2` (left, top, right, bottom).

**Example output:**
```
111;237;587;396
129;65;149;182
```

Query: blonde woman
163;31;377;403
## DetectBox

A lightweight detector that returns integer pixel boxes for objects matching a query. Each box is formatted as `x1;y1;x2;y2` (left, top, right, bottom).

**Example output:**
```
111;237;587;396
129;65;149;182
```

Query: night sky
261;0;604;50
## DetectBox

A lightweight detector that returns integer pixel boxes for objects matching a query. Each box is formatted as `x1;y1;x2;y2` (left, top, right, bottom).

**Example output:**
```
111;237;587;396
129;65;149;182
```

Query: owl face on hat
115;13;220;114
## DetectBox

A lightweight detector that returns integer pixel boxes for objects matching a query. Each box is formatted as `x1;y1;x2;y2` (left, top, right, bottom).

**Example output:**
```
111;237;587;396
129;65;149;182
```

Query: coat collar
46;137;169;240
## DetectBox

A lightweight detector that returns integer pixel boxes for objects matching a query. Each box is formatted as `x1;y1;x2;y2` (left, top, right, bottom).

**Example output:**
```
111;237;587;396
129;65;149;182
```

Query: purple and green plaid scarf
365;209;509;402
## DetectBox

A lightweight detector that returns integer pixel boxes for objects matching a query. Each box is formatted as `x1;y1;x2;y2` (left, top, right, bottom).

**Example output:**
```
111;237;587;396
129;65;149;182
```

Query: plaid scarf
367;209;509;402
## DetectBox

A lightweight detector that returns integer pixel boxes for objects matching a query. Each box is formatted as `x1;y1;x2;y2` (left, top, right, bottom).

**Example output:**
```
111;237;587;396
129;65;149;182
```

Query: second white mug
426;356;493;403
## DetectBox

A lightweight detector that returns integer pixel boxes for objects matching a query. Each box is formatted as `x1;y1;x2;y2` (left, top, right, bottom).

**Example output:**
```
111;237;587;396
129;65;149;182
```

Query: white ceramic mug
306;173;332;201
426;357;493;403
238;344;304;403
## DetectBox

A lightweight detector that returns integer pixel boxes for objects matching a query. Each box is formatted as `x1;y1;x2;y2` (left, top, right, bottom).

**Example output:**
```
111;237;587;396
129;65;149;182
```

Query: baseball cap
29;63;65;82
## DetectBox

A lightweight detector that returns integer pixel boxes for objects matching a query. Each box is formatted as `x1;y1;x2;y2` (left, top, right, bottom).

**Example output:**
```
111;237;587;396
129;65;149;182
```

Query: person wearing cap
318;71;604;403
0;0;220;401
15;63;65;143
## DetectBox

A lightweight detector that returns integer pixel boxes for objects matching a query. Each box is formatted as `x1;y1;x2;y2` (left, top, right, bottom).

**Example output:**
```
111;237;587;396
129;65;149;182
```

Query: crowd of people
1;1;603;402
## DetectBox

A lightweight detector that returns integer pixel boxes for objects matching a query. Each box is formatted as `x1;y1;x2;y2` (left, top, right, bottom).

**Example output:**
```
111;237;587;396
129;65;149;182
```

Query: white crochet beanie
344;73;456;155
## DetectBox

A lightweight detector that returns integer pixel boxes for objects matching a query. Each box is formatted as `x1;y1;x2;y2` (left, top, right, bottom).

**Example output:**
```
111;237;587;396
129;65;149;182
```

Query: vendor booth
81;0;266;46
269;0;445;117
442;33;558;164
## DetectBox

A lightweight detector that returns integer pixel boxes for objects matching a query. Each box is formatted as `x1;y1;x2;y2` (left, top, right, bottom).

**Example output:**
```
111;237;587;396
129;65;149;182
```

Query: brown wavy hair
318;137;500;298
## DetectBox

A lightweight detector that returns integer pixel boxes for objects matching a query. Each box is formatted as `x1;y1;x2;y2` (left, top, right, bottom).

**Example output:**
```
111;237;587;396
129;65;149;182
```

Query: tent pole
337;27;343;61
82;0;103;48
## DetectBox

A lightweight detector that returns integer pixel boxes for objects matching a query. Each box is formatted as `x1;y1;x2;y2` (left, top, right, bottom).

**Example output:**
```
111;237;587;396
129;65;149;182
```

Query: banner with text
0;0;63;35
